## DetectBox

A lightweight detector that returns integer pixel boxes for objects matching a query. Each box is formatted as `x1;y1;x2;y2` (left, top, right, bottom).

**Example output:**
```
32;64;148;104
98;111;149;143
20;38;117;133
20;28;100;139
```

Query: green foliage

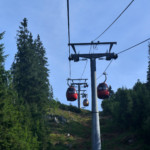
10;18;54;149
11;18;52;105
49;99;81;113
102;79;150;144
0;32;7;89
0;32;40;150
147;43;150;85
142;117;150;142
49;99;61;109
59;103;81;113
0;18;54;150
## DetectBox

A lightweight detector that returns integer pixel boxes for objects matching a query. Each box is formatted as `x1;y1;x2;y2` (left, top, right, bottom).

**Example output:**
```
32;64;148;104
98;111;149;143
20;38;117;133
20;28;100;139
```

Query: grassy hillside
47;101;150;150
46;104;91;150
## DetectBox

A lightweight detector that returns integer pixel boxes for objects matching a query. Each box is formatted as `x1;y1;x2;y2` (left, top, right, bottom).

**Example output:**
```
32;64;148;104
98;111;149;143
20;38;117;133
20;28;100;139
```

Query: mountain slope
47;104;91;150
47;101;150;150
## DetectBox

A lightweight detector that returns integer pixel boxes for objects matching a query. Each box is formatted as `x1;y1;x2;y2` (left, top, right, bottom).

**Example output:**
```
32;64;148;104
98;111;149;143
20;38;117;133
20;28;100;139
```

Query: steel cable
67;0;71;78
93;0;135;42
117;38;150;55
97;60;113;80
97;38;150;80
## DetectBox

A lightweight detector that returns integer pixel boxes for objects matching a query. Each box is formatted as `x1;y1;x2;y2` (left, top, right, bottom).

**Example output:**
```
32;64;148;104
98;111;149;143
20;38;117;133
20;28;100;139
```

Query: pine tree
12;18;52;105
0;32;8;134
33;35;52;149
34;35;52;103
49;85;53;99
11;18;52;149
147;43;150;86
0;32;7;135
0;32;7;89
11;18;31;103
0;32;39;150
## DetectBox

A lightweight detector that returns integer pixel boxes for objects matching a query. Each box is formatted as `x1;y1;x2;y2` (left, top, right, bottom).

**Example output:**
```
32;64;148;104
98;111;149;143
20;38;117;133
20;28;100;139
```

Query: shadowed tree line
0;18;53;150
102;44;150;144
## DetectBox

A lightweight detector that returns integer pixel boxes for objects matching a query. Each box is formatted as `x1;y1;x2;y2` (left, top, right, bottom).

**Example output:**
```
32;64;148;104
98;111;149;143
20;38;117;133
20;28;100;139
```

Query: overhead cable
97;37;150;80
97;60;113;80
67;0;71;49
93;0;135;42
117;38;150;55
81;60;88;79
80;46;92;79
67;0;71;77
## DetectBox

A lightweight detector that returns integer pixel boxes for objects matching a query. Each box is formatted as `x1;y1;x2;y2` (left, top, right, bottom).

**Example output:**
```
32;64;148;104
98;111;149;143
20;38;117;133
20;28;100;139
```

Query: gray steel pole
78;85;81;109
90;58;101;150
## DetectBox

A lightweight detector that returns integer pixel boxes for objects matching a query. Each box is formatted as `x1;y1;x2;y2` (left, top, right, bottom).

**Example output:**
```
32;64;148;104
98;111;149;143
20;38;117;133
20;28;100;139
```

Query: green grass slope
46;105;91;150
47;101;150;150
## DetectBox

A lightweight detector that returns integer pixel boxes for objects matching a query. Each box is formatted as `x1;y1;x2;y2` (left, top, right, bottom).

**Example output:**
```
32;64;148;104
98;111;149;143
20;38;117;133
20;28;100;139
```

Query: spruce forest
0;18;150;150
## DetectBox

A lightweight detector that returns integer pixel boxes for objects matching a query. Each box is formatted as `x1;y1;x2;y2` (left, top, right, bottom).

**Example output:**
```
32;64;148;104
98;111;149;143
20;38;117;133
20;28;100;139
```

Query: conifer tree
0;32;7;88
11;18;32;103
12;18;52;105
11;18;52;149
32;35;52;149
0;32;7;129
34;35;53;103
0;32;40;150
0;32;8;135
147;43;150;85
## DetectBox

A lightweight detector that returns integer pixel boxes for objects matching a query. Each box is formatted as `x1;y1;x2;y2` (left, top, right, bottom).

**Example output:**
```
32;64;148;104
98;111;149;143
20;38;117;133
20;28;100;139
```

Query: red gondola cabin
66;86;78;101
97;82;109;99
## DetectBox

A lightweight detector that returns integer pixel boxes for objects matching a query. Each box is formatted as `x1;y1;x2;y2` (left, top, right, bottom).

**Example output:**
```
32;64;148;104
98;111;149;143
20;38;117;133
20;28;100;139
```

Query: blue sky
0;0;150;110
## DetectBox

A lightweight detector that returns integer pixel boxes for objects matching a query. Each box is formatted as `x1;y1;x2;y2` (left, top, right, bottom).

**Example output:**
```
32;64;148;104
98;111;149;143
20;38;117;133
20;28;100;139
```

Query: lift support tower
69;42;118;150
67;78;88;109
